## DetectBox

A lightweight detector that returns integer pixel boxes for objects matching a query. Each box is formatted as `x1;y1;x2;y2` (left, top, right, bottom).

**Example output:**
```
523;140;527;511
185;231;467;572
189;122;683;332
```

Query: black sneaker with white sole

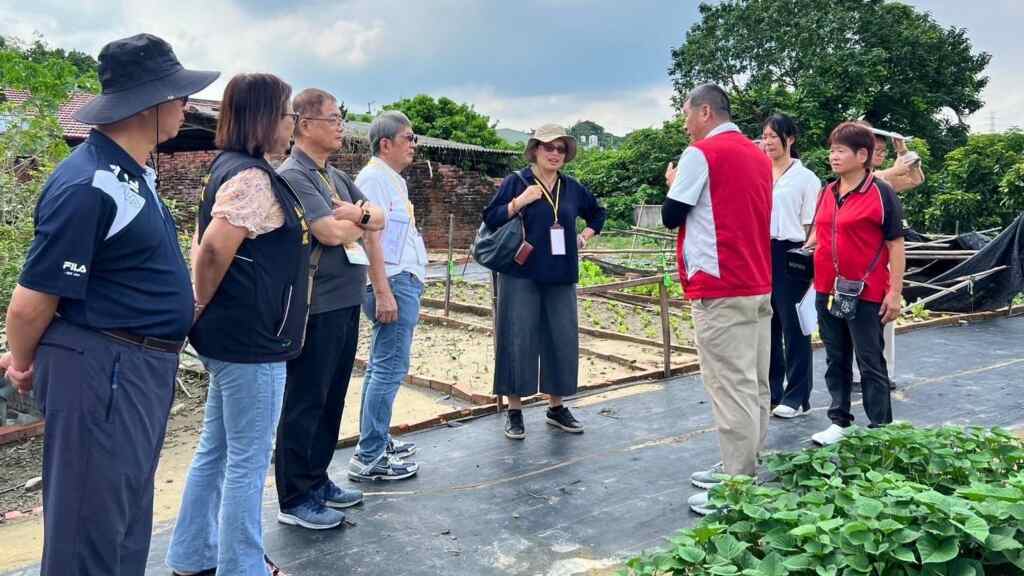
546;406;584;433
347;454;419;482
505;409;525;439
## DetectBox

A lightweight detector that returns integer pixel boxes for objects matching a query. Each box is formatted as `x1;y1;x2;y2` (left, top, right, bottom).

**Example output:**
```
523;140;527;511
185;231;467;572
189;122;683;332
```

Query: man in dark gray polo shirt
274;88;385;530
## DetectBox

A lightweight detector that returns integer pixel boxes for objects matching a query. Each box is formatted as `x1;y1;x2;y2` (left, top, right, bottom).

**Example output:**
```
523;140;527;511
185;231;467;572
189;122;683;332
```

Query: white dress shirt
770;159;821;242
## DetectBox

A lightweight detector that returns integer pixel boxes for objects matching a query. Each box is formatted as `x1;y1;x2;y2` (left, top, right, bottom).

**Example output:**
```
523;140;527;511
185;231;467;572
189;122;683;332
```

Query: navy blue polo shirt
19;130;194;340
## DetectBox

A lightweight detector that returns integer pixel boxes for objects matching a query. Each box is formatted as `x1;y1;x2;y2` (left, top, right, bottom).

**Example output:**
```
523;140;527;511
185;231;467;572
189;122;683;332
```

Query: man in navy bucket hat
1;33;217;574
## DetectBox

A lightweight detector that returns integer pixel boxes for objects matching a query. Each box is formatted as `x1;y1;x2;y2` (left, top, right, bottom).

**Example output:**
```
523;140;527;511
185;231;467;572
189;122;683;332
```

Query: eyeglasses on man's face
282;112;299;122
303;114;344;126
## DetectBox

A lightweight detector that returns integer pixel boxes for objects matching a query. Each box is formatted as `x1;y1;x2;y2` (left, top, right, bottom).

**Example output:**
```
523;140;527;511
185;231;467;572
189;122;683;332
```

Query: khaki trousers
691;294;772;476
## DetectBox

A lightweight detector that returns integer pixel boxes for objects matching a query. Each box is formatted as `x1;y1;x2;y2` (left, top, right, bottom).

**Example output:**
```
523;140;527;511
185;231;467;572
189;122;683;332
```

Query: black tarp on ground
903;213;1024;312
4;317;1024;576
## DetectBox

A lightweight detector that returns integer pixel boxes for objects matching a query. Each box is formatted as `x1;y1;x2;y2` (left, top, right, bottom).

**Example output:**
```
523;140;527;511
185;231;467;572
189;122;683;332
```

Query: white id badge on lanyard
344;243;370;266
550;224;566;256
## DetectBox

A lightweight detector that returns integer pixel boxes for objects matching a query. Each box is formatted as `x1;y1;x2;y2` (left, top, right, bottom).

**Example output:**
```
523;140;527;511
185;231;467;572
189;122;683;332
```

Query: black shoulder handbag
786;182;827;282
472;171;534;272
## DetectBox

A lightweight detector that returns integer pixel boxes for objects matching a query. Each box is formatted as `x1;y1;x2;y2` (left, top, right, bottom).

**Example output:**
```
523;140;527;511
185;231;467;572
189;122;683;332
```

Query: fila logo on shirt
62;261;87;276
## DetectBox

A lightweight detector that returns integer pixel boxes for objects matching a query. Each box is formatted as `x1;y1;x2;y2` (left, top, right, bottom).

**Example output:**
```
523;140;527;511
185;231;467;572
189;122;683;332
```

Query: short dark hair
293;88;336;136
686;84;731;119
829;122;875;169
216;73;292;157
763;113;800;159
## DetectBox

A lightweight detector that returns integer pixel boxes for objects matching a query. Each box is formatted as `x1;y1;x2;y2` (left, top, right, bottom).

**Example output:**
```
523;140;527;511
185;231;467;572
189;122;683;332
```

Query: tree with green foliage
1;36;98;80
669;0;990;160
565;118;688;228
923;131;1024;232
0;37;98;310
382;94;514;150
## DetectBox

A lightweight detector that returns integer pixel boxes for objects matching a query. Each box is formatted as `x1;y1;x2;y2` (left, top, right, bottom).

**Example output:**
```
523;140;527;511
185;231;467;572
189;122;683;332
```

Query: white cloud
2;0;387;98
438;84;678;136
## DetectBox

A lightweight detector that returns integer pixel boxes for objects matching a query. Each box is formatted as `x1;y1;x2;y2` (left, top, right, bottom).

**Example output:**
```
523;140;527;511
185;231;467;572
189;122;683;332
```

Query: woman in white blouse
762;114;821;419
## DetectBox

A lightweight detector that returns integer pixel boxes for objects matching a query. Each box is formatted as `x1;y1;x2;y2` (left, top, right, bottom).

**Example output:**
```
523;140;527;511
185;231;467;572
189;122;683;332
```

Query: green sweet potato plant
622;424;1024;576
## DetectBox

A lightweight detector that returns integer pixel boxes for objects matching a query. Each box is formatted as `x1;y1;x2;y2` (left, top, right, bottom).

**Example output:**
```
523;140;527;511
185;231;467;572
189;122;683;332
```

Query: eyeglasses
389;133;418;144
282;112;299;122
540;142;567;155
303;115;344;126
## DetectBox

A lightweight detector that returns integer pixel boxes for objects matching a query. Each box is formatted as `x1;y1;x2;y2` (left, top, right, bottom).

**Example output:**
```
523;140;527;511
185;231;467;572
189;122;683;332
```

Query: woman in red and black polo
805;122;907;446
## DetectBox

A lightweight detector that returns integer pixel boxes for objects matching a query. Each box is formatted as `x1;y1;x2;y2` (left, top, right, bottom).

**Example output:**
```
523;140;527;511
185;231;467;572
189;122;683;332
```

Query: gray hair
686;84;731;120
369;110;413;155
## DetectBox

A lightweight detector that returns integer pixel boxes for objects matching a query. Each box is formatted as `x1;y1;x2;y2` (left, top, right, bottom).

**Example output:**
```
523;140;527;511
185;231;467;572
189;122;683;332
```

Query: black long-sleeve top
482;167;606;284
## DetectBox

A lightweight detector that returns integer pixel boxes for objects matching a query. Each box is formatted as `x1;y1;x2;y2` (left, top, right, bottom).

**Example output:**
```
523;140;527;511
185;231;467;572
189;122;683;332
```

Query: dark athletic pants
769;239;813;410
35;318;177;575
815;294;893;428
275;305;360;510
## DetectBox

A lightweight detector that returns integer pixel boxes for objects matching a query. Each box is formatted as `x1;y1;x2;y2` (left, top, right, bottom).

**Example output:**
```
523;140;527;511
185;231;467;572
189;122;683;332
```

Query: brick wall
156;147;501;250
156;150;218;234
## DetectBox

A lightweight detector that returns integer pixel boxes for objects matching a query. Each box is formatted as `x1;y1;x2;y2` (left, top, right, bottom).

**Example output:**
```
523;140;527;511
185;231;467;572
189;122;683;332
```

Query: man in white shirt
348;111;427;482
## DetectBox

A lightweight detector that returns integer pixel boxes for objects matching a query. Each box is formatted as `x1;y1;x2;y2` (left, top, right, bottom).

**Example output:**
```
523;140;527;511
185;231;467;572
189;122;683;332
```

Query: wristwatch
360;208;371;225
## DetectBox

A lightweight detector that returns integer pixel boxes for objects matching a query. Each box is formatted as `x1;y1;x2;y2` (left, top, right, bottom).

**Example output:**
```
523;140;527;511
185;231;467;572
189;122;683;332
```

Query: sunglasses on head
540;142;566;154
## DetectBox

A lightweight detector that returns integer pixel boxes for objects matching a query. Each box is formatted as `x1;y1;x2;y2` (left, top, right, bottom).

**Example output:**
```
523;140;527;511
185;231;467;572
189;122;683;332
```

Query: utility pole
368;101;376;115
990;111;997;133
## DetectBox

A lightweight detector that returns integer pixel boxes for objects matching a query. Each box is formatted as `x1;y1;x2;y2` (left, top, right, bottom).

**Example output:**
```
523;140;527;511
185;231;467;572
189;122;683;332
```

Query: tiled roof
1;88;95;140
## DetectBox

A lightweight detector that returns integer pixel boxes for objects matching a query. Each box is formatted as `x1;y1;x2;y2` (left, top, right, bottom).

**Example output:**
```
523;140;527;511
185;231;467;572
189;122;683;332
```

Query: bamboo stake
444;214;454;317
659;280;672;378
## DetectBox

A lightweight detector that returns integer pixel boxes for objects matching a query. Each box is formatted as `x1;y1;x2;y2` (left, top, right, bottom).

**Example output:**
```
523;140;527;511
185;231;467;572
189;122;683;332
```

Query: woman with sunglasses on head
761;114;821;419
167;73;306;576
482;124;606;440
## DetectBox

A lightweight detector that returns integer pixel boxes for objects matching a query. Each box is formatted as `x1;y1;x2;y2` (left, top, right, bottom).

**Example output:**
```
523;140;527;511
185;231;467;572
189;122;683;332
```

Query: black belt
101;330;185;354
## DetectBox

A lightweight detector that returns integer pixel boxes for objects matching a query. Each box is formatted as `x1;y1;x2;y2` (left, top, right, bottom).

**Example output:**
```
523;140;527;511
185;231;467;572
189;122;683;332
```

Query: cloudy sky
2;0;1021;136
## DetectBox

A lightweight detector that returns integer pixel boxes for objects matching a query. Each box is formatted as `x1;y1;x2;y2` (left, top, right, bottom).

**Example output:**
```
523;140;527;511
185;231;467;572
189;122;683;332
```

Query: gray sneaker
348;454;419;482
690;462;725;489
386;437;417;459
277;497;344;530
317;480;363;509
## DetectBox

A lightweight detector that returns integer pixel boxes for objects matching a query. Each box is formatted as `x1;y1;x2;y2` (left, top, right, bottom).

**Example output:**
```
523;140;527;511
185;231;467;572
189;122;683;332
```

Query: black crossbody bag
827;185;884;320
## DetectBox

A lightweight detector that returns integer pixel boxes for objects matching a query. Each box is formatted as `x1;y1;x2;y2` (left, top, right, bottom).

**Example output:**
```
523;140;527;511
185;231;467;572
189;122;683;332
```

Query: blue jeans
166;358;286;576
356;272;423;463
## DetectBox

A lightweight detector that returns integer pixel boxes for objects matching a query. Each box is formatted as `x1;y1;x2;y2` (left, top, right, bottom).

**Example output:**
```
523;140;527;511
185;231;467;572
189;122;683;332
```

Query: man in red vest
662;84;773;515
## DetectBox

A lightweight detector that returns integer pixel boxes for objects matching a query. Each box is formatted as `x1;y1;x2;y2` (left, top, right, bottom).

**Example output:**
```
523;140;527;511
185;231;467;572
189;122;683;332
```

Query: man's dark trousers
769;239;813;410
275;305;360;509
815;294;893;428
35;318;177;575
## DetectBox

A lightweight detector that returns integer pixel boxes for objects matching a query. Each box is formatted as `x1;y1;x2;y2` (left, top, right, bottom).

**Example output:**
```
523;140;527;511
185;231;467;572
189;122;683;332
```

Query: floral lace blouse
211;168;284;238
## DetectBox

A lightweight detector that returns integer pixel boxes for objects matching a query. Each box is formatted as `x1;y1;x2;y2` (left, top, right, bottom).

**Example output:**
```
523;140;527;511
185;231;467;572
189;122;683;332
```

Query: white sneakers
771;404;804;419
811;424;848;446
687;491;716;516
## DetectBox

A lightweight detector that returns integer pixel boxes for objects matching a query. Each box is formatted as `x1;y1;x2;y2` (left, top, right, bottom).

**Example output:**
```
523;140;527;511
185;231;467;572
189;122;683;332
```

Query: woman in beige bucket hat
481;124;607;439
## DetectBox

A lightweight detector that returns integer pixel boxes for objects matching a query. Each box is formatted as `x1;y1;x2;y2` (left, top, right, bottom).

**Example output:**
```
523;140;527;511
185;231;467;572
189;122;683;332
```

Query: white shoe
772;404;803;419
687;491;718;516
811;424;848;446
